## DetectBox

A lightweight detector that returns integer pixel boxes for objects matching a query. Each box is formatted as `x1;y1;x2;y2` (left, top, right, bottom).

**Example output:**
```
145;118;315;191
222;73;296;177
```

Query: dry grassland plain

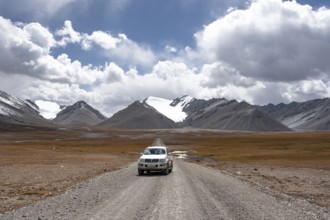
0;128;329;213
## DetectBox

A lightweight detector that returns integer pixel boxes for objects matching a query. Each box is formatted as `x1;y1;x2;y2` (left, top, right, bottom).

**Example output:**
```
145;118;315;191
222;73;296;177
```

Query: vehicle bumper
138;162;168;171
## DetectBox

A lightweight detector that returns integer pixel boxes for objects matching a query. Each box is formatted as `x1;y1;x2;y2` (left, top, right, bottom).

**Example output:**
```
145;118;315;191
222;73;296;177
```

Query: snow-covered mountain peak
0;91;51;127
0;90;26;109
25;100;39;112
75;100;87;108
143;96;190;123
0;91;38;117
170;95;194;108
35;100;62;120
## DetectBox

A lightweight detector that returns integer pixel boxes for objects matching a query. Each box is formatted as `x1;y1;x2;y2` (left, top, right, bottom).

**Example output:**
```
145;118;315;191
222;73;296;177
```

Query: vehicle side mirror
140;152;143;155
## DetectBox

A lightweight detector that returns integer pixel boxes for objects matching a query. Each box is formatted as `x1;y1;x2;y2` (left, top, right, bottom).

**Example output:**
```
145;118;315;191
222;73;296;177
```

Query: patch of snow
281;112;316;128
0;96;21;109
0;104;19;116
0;92;26;116
176;95;194;108
144;97;189;122
0;92;26;108
35;100;62;119
25;100;39;112
0;106;9;116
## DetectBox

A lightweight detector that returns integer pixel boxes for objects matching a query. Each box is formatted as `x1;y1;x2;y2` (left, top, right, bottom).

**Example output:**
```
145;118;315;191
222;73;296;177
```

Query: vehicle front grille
145;159;159;163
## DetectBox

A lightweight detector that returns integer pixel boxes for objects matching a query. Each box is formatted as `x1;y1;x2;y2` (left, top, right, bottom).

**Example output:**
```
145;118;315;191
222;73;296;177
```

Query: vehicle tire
138;169;144;175
169;161;173;173
163;165;169;175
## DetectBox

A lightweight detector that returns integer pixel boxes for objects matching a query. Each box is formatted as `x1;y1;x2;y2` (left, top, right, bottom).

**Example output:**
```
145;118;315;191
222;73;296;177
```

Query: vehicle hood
140;155;167;160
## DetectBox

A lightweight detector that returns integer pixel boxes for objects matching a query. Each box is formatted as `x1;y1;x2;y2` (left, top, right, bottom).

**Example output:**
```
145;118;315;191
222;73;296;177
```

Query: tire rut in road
78;174;165;220
180;163;237;219
181;161;267;219
149;160;204;220
178;160;329;220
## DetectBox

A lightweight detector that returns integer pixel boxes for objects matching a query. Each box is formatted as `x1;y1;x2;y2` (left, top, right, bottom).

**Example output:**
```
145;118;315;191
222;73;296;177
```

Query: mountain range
0;91;105;129
1;90;329;131
181;98;289;131
259;98;330;130
0;91;52;130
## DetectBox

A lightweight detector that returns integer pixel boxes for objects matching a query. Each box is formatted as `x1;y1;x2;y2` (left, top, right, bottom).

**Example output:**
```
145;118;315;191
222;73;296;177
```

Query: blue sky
0;0;330;116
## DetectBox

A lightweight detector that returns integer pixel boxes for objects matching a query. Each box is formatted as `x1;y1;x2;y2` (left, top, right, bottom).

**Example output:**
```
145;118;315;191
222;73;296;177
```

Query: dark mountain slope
183;99;290;131
98;101;177;129
53;101;106;126
0;90;51;128
259;98;330;130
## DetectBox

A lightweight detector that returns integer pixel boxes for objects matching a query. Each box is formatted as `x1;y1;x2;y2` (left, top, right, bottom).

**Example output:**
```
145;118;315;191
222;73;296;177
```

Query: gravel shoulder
0;151;134;213
214;160;330;210
1;159;329;220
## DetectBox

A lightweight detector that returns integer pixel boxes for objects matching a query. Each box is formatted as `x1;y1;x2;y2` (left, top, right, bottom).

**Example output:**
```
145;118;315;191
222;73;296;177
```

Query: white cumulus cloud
56;21;156;69
195;0;330;82
56;20;81;47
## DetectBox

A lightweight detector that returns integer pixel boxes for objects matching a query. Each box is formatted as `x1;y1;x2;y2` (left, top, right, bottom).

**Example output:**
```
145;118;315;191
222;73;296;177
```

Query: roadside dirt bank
0;151;135;213
192;159;330;212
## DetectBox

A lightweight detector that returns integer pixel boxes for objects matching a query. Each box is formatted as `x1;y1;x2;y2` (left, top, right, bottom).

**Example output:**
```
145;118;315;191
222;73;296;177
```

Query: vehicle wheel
170;161;173;173
138;169;144;175
163;165;169;175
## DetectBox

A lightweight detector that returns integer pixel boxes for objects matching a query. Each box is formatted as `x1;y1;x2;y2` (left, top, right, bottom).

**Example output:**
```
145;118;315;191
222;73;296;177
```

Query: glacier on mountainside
143;96;194;122
35;100;62;119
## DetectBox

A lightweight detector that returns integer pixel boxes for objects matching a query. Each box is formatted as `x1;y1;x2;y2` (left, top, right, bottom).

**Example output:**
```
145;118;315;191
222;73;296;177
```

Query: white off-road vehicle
138;146;173;175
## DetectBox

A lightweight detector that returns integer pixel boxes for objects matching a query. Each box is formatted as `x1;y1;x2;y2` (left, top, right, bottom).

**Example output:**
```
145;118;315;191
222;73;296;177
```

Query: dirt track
1;160;328;220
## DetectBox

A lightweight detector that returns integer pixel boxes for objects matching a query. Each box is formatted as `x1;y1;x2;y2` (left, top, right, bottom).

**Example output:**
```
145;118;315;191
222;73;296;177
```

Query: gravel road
1;160;328;220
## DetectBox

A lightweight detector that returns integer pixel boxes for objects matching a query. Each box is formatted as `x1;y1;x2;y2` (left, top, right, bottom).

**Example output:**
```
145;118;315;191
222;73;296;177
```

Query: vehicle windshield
144;148;166;155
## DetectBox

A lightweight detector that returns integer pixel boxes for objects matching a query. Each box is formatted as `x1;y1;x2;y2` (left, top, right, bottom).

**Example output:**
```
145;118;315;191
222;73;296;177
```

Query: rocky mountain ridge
53;101;107;126
1;89;329;131
98;101;177;129
0;91;51;129
259;98;330;130
181;99;289;131
98;96;290;131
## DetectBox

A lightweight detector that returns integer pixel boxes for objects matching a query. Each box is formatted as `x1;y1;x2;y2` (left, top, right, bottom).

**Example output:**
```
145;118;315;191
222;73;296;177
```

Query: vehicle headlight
139;158;144;163
159;159;167;163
